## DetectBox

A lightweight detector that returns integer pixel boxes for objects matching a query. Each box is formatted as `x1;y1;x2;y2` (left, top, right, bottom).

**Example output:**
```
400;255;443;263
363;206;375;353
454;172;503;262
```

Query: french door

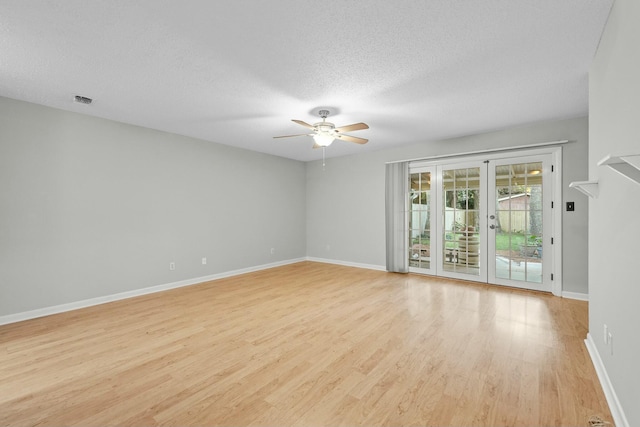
409;152;556;292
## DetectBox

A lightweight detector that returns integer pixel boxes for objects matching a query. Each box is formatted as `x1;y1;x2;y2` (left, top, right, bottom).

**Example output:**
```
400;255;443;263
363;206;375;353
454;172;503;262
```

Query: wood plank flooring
0;262;612;426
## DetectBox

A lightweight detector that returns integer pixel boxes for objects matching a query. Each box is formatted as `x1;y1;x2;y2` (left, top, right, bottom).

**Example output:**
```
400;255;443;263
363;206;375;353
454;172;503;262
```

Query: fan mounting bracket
318;109;331;119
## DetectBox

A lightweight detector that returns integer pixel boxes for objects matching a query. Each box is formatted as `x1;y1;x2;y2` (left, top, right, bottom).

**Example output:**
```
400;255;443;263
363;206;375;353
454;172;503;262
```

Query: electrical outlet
169;262;175;271
202;257;207;265
270;248;275;255
326;244;331;252
604;324;608;344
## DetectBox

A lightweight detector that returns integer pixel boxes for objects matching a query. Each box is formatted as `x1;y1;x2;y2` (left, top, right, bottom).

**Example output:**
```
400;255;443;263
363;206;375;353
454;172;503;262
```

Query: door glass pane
409;172;431;269
494;162;543;283
442;167;480;276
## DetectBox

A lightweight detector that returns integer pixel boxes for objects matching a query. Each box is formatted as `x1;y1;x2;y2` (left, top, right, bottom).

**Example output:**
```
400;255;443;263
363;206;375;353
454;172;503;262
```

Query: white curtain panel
385;162;409;273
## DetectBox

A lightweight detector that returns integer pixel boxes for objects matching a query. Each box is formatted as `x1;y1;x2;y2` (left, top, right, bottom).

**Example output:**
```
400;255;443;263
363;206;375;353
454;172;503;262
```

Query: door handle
489;224;496;229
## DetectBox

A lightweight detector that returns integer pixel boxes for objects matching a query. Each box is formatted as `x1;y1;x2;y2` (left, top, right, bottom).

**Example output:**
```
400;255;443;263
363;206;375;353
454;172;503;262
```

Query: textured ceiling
0;0;613;161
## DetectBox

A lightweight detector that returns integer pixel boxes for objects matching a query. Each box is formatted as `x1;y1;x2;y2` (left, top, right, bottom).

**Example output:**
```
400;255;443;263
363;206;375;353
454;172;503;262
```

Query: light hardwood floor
0;262;611;426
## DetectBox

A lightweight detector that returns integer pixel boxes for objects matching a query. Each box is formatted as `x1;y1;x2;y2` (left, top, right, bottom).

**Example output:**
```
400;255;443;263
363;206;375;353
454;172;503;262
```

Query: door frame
409;146;562;296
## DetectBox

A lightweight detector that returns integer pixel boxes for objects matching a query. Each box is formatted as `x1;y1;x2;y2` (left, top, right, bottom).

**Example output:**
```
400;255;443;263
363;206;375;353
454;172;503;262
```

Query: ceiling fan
273;110;369;148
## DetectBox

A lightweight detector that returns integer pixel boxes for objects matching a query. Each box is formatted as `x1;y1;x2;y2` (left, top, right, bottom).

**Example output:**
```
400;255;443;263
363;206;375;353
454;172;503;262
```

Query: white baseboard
562;291;589;301
305;257;386;272
0;258;306;326
584;333;629;427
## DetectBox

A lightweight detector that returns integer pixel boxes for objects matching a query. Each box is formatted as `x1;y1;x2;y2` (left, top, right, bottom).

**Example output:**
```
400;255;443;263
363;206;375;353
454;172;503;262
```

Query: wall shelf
569;181;599;198
598;154;640;185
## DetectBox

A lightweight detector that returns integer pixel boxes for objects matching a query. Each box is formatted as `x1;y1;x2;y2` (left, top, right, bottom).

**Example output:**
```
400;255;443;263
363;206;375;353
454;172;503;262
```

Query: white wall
0;96;306;317
589;0;640;424
307;116;589;293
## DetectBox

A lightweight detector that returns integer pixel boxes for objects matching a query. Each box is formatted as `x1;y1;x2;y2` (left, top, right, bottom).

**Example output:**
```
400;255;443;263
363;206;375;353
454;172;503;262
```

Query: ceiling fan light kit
312;132;335;147
274;109;369;152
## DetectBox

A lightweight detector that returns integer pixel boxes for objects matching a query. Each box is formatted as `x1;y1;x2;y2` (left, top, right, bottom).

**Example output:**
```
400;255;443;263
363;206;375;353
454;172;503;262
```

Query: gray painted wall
589;0;640;423
0;97;591;319
0;96;306;317
307;116;589;294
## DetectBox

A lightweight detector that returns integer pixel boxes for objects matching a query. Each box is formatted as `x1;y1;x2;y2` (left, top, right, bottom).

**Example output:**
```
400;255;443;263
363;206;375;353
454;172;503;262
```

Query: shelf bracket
598;154;640;185
569;181;599;198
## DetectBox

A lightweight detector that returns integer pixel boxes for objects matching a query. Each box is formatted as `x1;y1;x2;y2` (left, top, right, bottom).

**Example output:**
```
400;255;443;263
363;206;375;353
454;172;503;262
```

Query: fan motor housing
315;122;335;133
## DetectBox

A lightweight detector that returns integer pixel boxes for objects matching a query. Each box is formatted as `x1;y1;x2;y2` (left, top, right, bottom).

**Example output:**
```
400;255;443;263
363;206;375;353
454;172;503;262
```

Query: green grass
414;232;529;251
495;232;526;251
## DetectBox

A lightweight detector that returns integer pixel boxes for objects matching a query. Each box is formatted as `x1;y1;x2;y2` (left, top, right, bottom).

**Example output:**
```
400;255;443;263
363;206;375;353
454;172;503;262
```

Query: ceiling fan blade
292;119;315;130
273;133;311;139
336;134;368;144
334;122;369;133
312;143;322;149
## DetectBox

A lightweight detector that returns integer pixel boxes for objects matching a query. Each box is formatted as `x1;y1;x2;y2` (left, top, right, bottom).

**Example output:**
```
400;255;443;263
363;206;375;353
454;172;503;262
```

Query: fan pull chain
322;147;326;169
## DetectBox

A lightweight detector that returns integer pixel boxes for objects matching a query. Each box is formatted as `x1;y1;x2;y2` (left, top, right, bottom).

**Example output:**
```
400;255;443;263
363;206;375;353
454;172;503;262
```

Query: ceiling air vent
74;95;92;105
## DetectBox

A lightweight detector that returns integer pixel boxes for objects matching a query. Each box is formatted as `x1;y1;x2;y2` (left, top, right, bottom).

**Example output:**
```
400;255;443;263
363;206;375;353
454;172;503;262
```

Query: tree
529;185;542;236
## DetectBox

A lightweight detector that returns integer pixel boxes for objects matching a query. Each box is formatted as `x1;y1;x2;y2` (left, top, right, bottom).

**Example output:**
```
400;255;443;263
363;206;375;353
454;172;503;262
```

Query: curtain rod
384;140;569;164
